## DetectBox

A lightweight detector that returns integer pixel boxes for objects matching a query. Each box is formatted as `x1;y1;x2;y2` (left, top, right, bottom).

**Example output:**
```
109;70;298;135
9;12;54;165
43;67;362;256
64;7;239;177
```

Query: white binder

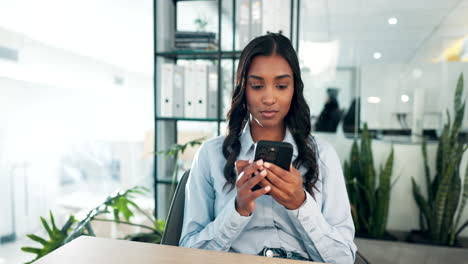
262;0;291;37
193;64;208;118
173;65;185;117
184;64;196;118
160;63;174;117
251;0;263;39
207;66;218;119
237;0;251;49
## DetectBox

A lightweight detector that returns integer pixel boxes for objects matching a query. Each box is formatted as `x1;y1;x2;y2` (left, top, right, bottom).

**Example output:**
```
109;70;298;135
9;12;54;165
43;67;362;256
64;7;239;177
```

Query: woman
179;33;357;263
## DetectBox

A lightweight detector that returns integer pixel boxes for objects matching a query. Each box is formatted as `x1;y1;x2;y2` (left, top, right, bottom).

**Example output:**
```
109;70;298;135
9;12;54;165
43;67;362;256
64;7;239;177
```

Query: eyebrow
247;74;292;80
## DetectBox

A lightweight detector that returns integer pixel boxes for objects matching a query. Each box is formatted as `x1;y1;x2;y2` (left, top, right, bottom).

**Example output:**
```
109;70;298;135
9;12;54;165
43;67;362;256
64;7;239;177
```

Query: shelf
156;116;226;122
174;0;216;2
155;50;242;60
156;179;179;185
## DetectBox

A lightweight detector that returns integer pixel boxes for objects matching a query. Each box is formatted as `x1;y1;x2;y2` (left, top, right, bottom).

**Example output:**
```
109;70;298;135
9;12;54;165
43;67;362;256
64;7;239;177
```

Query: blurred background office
1;0;468;264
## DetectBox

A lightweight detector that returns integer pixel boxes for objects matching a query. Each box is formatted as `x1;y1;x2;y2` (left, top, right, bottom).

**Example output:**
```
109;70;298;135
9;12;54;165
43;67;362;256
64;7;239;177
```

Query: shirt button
266;249;274;258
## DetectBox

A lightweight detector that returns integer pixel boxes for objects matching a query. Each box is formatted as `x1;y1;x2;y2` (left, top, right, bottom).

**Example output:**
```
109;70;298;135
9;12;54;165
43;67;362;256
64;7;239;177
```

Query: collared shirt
179;122;357;263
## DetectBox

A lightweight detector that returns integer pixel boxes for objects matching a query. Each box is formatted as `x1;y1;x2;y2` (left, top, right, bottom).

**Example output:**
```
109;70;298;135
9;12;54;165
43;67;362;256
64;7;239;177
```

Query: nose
261;87;277;105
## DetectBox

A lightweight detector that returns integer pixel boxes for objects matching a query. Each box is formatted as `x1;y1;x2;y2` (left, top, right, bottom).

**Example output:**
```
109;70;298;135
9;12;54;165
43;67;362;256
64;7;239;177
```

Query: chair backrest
160;170;190;246
355;251;371;264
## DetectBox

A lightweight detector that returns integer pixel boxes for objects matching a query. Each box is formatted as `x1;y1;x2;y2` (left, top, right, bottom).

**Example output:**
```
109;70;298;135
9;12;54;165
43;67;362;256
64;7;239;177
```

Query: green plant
194;16;208;31
21;186;163;263
411;73;468;246
22;137;206;263
156;137;205;206
344;123;395;238
21;213;75;264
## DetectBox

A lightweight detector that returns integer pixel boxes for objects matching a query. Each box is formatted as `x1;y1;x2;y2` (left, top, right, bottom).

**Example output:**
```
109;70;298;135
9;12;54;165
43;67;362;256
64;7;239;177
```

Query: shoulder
200;135;225;151
311;136;342;180
196;135;226;158
312;136;338;159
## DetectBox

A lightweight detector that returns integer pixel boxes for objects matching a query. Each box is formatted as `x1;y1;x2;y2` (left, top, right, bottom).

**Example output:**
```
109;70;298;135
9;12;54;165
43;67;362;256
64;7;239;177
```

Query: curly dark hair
222;33;320;196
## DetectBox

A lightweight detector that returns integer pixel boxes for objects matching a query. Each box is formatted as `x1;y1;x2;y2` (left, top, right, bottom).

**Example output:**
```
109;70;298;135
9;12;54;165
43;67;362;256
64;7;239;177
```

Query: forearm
180;196;252;251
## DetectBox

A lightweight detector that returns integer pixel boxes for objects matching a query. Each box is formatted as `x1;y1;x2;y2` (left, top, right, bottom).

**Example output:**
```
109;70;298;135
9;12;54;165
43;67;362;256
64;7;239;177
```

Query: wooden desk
35;236;320;263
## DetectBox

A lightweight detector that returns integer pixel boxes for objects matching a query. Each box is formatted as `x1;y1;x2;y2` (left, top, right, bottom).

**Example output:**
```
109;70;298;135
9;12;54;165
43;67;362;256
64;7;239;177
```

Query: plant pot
406;230;466;248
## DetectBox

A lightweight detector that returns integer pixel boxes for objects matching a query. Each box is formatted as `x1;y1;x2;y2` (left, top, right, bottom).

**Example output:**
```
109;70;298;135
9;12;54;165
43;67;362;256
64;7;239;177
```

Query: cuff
287;191;331;240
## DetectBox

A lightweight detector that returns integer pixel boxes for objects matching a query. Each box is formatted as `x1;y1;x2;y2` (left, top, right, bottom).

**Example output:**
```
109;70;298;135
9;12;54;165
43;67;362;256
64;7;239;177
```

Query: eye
277;84;288;89
250;84;263;89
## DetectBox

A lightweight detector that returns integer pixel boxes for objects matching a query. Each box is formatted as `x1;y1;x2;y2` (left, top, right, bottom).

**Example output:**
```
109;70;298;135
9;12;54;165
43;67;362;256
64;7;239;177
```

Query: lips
260;110;279;118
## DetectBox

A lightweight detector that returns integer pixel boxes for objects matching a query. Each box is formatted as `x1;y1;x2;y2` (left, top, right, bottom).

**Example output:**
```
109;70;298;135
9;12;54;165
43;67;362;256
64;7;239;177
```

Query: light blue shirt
180;122;357;263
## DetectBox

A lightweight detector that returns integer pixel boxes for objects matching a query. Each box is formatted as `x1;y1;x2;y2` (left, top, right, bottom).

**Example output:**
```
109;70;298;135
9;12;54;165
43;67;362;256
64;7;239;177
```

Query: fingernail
248;160;253;164
256;159;263;166
264;162;271;168
260;169;267;176
265;186;271;191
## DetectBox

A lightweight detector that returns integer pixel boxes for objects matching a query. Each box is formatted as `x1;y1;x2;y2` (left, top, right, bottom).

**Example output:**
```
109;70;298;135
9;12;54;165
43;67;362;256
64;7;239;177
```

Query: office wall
361;62;468;130
315;132;468;238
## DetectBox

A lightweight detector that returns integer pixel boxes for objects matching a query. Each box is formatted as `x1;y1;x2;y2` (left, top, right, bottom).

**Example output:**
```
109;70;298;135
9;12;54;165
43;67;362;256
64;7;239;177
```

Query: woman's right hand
234;160;271;216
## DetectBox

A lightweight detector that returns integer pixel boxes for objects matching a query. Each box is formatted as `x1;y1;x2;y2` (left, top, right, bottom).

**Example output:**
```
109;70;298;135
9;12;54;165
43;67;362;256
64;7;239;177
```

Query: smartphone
251;140;293;192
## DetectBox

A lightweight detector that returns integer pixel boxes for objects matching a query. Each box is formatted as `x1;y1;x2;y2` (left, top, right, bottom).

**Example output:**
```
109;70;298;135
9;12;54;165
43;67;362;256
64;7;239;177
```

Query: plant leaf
22;212;74;263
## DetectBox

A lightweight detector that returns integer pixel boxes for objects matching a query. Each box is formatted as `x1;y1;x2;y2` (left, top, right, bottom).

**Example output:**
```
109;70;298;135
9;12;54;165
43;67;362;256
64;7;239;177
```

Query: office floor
2;237;468;264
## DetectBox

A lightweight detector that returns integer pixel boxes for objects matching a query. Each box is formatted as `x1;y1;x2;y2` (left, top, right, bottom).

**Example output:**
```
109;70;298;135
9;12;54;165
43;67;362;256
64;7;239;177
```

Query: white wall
360;62;468;130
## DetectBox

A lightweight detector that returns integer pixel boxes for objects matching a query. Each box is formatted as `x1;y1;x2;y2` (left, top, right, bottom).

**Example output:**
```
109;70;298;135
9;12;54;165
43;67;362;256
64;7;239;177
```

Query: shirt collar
239;121;299;159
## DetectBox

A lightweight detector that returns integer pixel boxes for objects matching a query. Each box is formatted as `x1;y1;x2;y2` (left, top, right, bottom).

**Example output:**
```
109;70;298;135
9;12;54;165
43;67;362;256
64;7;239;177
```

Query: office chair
355;251;370;264
160;169;370;264
161;170;190;246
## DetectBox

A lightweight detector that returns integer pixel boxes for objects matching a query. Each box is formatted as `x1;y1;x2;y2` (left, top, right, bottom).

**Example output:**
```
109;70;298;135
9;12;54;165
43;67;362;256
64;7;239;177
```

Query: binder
275;0;291;37
251;0;263;39
173;65;185;117
207;66;218;119
262;0;290;37
160;63;174;117
237;0;251;49
193;64;208;118
184;64;196;118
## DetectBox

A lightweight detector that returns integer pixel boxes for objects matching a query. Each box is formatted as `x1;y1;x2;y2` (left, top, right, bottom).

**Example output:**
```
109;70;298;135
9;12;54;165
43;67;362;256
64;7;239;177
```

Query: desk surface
35;236;319;264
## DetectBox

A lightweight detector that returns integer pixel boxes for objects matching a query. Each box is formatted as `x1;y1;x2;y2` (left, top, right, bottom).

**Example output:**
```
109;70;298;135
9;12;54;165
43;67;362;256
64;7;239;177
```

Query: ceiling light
401;94;410;103
388;17;398;25
373;52;382;59
367;96;381;104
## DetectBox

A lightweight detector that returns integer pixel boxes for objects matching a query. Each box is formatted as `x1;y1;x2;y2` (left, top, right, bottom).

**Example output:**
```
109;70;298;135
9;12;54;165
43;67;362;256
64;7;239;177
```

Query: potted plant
21;137;205;263
21;186;164;264
156;137;205;208
344;123;396;240
409;73;468;247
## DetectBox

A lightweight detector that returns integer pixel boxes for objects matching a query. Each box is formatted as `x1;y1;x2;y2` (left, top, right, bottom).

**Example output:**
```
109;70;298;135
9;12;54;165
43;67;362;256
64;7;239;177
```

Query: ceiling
1;0;467;72
301;0;468;66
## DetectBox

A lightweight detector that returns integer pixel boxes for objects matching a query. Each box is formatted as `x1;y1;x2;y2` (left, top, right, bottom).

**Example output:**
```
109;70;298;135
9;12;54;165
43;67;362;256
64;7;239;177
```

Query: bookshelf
153;0;300;218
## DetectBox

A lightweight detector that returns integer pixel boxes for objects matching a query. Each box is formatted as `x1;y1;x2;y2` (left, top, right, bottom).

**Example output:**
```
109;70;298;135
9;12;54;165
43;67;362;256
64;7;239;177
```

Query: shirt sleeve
286;141;357;264
179;143;252;251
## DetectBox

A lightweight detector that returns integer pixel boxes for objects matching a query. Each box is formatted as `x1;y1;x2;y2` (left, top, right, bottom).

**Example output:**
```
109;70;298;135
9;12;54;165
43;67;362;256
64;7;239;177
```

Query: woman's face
245;54;294;129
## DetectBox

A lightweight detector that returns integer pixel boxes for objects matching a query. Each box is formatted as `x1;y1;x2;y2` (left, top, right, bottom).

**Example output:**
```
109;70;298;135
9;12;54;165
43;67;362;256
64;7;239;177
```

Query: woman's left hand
259;162;306;210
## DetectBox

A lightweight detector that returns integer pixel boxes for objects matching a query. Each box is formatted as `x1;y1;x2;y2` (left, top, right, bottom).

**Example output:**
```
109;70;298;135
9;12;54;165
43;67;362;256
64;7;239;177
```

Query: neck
249;119;286;142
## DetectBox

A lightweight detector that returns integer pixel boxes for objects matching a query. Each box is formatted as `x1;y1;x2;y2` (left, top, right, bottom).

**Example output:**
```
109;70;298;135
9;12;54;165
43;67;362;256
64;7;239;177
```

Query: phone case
254;140;293;170
252;140;293;192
